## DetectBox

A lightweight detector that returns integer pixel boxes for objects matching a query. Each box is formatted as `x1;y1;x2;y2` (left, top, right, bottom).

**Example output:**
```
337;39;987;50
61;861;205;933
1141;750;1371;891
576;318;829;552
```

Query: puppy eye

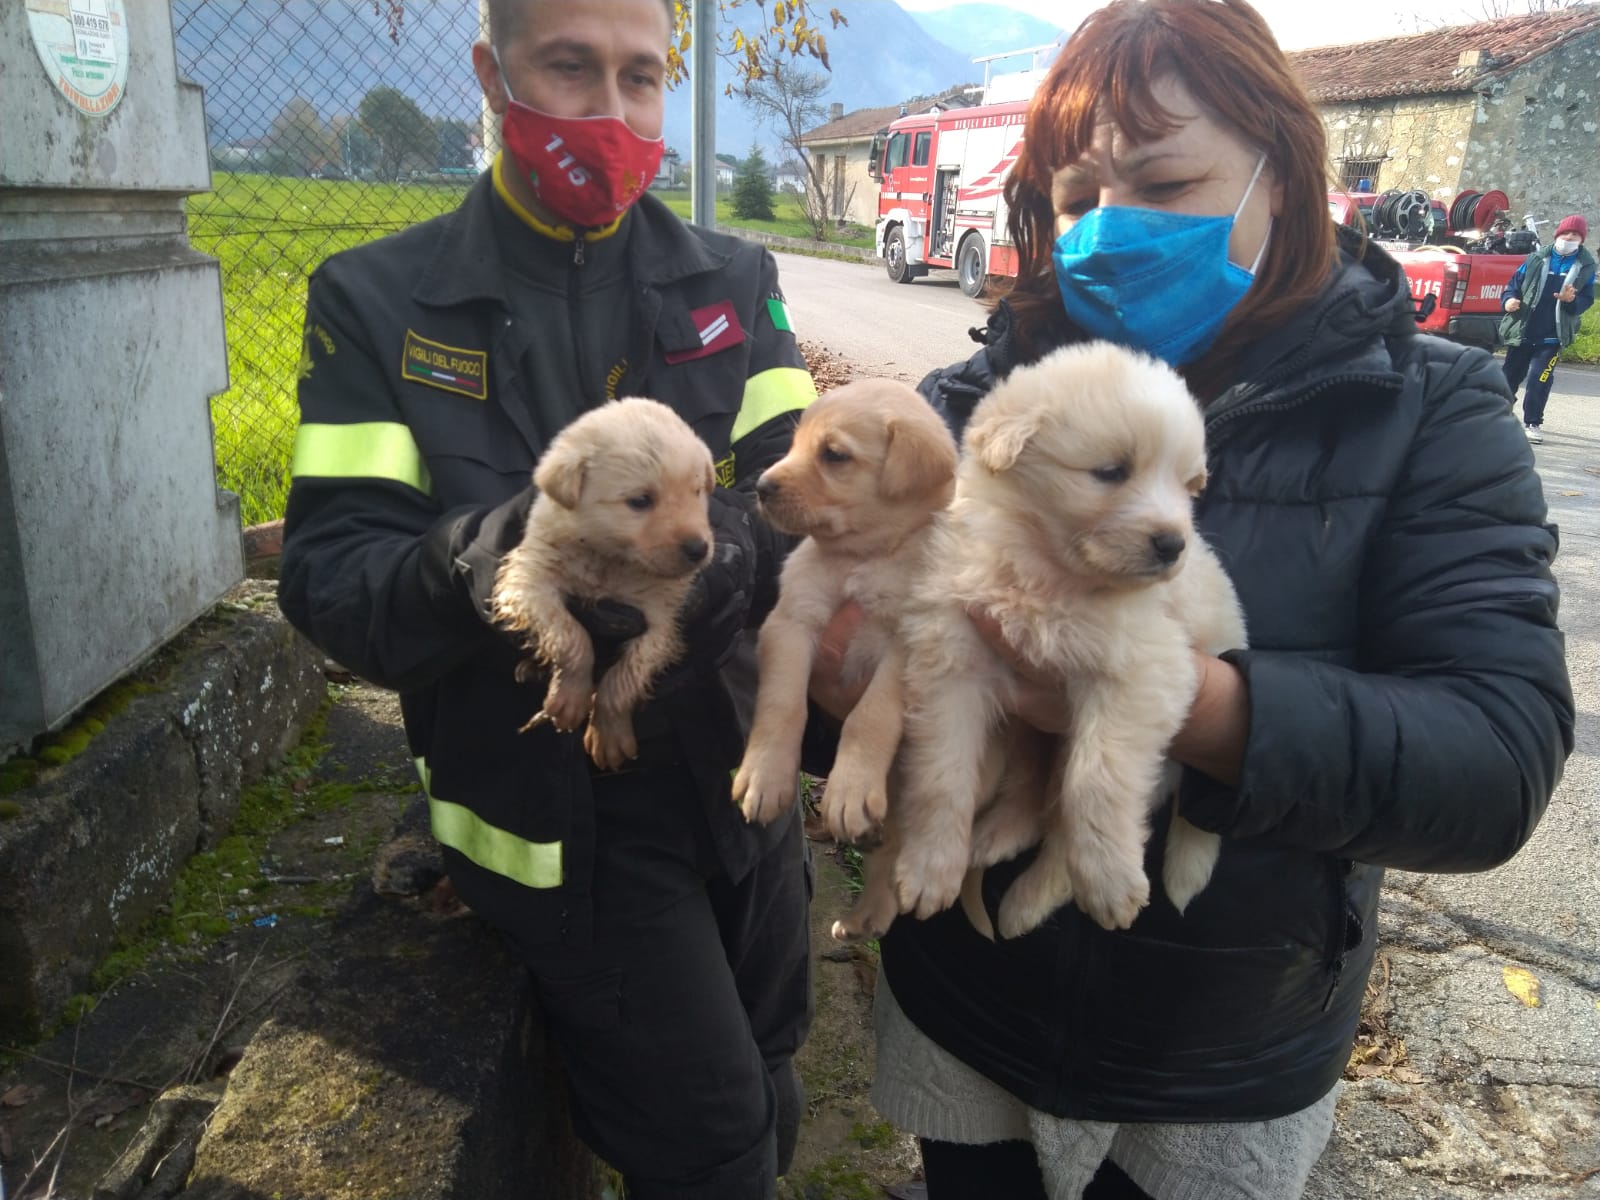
819;445;852;465
1091;463;1130;484
626;493;655;512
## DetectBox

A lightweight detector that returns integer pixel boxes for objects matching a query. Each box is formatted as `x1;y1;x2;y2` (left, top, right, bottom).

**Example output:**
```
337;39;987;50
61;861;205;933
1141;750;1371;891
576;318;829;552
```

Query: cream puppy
733;378;959;863
893;342;1247;938
492;397;715;772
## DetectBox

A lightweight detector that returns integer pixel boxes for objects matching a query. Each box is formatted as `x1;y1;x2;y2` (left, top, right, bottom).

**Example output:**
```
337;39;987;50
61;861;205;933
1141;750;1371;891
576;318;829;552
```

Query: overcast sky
895;0;1497;50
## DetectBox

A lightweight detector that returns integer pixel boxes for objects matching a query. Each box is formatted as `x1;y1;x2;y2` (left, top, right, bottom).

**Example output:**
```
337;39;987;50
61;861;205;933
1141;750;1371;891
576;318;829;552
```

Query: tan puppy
893;342;1247;938
492;397;715;771
732;378;958;940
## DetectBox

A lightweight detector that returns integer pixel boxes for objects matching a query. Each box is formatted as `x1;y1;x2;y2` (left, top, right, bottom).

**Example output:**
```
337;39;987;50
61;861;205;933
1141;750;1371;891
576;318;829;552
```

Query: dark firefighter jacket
881;229;1574;1122
278;172;816;948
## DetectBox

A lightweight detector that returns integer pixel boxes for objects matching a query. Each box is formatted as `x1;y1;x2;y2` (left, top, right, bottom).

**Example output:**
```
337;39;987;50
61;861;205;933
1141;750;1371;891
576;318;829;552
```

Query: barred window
1339;158;1383;192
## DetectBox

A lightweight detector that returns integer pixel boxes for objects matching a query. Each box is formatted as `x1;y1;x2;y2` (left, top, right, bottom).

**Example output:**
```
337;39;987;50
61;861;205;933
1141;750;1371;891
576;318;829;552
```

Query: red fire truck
1327;186;1528;348
869;98;1029;298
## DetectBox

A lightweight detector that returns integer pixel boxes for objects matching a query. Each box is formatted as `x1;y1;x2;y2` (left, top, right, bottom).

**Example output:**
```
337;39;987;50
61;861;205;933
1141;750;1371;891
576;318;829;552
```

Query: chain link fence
174;0;489;527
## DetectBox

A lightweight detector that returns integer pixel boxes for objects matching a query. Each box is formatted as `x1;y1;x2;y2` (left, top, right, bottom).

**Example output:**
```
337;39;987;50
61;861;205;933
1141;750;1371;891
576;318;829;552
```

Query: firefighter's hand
1506;298;1523;312
653;490;759;693
1559;285;1578;304
808;602;868;723
567;597;647;676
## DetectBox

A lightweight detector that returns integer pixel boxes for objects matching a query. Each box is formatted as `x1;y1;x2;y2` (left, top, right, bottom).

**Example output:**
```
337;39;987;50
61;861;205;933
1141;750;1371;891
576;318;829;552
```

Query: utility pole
691;0;716;228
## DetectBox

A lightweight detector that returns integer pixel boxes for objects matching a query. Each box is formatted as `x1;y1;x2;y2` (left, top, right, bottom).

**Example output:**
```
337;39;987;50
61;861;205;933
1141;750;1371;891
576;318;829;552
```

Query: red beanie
1555;214;1588;240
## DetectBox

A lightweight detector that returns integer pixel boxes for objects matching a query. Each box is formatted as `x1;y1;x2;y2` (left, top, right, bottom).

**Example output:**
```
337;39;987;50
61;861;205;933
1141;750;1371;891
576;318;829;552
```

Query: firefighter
277;1;820;1195
1499;213;1597;443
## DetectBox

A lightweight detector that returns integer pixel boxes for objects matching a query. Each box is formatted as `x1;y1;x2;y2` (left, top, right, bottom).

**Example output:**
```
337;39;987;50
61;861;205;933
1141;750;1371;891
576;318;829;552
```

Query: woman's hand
808;601;869;723
968;607;1251;786
1168;651;1250;787
1559;285;1578;304
967;607;1071;735
1505;298;1522;312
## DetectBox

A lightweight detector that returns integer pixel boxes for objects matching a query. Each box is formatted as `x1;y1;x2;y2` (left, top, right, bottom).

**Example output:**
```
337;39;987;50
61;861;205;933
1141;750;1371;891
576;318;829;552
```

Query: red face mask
495;52;664;228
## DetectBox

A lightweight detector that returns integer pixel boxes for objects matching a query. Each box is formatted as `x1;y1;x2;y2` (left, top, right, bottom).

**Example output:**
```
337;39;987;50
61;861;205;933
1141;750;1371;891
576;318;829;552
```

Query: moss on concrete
0;678;161;794
84;689;404;995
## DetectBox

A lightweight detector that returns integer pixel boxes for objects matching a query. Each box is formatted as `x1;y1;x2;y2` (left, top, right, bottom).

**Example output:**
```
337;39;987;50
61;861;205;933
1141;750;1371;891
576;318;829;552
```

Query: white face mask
1555;236;1581;255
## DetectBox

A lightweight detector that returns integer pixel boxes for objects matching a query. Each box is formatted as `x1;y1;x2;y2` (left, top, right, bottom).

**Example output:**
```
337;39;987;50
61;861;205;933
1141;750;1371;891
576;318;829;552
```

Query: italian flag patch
767;297;794;333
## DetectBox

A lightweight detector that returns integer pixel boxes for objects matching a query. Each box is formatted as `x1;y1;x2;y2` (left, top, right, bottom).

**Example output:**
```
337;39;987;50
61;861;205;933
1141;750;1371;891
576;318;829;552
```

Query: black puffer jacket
881;230;1574;1122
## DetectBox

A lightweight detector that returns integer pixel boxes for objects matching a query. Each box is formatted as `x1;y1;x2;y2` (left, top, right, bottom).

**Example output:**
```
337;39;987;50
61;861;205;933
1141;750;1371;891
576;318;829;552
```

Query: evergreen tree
731;144;775;221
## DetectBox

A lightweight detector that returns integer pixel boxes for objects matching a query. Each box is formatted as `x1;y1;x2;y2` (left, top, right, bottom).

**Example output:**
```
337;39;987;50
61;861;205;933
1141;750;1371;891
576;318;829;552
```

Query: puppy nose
755;474;779;502
680;536;709;564
1150;532;1186;565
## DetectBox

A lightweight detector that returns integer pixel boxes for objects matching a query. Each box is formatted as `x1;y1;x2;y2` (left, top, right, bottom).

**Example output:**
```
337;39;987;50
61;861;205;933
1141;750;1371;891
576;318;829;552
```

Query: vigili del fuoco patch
401;330;487;400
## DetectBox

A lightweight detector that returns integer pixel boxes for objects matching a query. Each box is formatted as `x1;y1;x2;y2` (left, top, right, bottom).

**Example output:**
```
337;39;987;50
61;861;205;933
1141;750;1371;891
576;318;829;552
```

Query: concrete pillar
0;0;242;752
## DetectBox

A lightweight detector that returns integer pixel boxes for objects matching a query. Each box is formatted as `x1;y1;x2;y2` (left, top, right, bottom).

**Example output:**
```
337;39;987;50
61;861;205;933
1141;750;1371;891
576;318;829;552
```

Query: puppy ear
880;418;958;501
703;454;717;494
534;446;586;509
965;407;1041;473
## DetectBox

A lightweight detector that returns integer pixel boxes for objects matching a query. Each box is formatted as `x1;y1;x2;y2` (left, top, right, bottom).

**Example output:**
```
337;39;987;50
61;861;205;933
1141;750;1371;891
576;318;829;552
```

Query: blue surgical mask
1052;154;1271;366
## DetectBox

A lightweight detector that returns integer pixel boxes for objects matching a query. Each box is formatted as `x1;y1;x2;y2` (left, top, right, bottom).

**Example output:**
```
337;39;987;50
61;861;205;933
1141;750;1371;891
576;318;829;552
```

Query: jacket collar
412;177;730;309
1208;227;1408;421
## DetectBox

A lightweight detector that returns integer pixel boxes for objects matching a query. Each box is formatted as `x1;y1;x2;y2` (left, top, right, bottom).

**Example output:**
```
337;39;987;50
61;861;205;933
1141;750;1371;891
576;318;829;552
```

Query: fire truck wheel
958;234;988;299
885;226;914;284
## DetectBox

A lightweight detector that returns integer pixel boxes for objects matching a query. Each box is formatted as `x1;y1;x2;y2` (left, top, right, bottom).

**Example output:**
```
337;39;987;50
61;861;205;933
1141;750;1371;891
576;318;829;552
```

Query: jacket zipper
569;234;590;401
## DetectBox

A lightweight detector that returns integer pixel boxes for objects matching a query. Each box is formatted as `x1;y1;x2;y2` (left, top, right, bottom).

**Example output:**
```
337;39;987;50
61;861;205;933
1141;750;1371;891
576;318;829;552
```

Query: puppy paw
584;715;637;772
820;761;889;843
1069;849;1150;931
831;904;895;943
893;838;968;920
541;677;592;733
732;747;799;825
996;871;1070;940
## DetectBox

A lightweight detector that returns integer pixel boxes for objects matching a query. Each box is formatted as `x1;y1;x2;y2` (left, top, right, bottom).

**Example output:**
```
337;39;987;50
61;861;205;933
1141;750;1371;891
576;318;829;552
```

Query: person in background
278;1;823;1195
1499;212;1596;443
805;1;1575;1196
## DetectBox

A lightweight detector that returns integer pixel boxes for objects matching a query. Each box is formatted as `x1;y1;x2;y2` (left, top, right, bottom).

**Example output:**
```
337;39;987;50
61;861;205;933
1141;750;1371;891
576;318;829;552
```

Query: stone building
1292;6;1600;226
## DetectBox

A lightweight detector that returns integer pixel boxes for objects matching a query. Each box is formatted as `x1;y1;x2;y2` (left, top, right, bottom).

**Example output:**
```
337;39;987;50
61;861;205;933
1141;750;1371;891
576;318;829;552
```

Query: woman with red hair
815;1;1574;1196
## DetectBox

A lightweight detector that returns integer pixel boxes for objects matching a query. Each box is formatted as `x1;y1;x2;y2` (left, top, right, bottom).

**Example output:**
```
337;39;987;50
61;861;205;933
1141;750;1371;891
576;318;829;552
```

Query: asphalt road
777;248;1600;1196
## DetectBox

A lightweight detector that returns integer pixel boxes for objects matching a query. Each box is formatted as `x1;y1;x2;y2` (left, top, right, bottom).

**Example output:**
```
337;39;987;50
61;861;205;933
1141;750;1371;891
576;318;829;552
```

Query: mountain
911;3;1068;62
662;2;981;158
171;1;988;162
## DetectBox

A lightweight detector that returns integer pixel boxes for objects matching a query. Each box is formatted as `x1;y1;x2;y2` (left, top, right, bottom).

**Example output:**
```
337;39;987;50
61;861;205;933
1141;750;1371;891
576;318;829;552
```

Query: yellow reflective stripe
731;366;816;444
291;421;433;495
415;757;563;889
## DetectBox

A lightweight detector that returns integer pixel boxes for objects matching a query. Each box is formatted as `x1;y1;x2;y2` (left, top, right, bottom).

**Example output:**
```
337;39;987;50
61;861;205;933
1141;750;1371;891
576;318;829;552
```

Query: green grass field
190;172;471;525
193;173;873;526
657;190;876;248
1562;306;1600;365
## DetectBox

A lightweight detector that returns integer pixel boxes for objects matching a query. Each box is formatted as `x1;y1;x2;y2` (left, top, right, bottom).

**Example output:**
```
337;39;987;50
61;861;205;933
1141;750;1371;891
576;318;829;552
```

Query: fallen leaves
1502;965;1542;1008
0;1084;42;1108
1347;951;1421;1083
800;339;855;394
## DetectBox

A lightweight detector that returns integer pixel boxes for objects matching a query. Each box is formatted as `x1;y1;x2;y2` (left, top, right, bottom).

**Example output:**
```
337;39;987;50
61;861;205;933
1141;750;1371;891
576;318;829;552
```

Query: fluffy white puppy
892;342;1247;938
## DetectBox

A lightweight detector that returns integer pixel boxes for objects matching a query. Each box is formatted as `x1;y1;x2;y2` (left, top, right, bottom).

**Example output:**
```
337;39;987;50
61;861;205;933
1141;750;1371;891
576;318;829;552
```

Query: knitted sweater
872;976;1340;1200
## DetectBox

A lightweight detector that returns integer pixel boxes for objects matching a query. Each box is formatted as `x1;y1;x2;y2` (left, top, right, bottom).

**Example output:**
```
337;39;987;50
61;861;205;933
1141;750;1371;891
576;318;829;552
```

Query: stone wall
1319;30;1600;222
1462;28;1600;226
1321;94;1479;201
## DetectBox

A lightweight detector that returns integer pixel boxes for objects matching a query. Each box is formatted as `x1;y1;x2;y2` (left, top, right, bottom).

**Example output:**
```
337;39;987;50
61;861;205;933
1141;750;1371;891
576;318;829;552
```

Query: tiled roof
1291;6;1600;102
800;89;977;144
